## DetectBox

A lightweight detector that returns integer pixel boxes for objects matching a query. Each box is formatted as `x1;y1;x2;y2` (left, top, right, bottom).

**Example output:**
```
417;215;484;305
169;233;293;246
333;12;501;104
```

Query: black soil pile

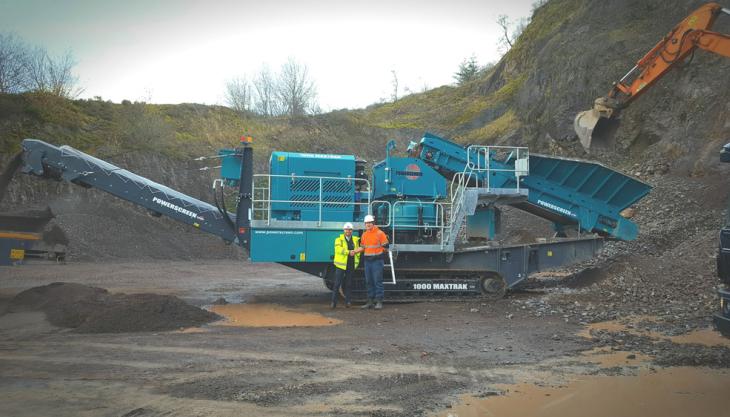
4;282;220;333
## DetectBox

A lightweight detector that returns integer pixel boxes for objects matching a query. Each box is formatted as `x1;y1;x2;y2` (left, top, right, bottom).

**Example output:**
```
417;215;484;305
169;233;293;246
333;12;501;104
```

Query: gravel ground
1;246;728;416
1;162;729;416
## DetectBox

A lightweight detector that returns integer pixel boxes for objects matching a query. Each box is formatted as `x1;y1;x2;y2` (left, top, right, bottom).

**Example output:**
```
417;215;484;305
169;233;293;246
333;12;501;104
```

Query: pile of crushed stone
3;282;220;333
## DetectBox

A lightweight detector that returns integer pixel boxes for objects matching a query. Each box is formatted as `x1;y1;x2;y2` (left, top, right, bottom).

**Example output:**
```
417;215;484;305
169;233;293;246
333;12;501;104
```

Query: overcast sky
1;0;537;110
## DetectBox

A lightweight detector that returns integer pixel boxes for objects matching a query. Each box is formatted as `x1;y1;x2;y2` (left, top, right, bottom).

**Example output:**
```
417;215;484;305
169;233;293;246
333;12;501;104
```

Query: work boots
374;301;383;310
360;299;374;309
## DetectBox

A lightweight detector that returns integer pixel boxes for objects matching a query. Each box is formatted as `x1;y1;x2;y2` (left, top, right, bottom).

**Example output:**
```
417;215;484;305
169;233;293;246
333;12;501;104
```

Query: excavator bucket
574;108;620;152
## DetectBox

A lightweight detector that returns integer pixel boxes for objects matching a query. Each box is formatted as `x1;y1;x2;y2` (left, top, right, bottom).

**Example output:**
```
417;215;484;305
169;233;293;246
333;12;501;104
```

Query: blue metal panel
306;230;343;262
219;148;241;186
418;132;472;175
467;207;498;239
510;156;649;240
528;155;649;211
269;152;357;222
391;201;440;230
371;155;447;231
373;157;446;199
250;228;342;263
418;133;515;189
250;229;307;262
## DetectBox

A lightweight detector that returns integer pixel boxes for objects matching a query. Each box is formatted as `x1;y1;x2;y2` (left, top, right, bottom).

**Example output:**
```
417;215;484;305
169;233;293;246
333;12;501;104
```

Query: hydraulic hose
213;182;236;232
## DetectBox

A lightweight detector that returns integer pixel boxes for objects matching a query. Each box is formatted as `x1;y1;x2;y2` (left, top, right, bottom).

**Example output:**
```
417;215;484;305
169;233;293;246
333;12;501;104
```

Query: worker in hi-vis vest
331;222;360;308
356;214;389;310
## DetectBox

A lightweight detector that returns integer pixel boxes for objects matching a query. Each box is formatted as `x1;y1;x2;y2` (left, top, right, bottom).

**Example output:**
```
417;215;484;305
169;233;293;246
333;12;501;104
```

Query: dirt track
1;259;729;417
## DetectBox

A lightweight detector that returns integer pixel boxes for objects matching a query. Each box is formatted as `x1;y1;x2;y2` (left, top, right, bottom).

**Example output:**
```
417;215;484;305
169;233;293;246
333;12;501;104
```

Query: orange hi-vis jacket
361;226;389;258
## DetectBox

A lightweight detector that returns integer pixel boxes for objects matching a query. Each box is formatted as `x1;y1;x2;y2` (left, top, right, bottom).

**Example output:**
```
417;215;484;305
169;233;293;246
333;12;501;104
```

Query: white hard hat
364;214;375;223
343;222;354;230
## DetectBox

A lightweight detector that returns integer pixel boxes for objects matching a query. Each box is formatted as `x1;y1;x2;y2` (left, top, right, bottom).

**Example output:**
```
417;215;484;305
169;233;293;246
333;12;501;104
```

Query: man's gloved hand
382;242;390;249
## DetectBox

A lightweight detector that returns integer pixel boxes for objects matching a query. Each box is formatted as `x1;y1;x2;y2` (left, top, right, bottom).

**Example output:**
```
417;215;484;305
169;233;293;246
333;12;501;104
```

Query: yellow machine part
9;248;25;260
0;232;41;240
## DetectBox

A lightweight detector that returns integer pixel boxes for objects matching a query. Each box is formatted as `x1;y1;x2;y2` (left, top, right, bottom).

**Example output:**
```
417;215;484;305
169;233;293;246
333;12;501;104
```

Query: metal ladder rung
384;251;396;285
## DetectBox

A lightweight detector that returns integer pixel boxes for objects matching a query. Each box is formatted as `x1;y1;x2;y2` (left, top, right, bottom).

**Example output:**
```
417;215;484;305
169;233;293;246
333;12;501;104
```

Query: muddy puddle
438;366;730;417
579;317;730;347
580;348;651;367
209;303;342;327
176;327;210;334
577;320;636;338
438;319;730;416
668;328;730;347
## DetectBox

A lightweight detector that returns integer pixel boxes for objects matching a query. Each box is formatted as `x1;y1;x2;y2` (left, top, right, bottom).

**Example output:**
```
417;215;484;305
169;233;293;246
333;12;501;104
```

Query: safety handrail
252;173;371;225
444;162;477;246
466;145;529;190
389;200;449;247
369;200;393;227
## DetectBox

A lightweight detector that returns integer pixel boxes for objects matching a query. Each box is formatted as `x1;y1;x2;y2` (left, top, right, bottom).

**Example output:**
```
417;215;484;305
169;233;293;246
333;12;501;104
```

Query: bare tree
0;33;82;97
390;69;399;102
497;15;529;53
227;59;320;117
46;50;81;97
496;15;514;51
23;47;81;98
23;46;50;92
225;77;252;113
0;32;28;93
253;65;277;116
276;57;318;117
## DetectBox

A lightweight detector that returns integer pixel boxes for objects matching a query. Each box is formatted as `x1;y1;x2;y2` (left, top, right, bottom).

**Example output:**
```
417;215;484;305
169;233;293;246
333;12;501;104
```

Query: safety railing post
513;149;517;183
318;177;323;226
267;176;271;225
391;201;400;246
486;146;491;190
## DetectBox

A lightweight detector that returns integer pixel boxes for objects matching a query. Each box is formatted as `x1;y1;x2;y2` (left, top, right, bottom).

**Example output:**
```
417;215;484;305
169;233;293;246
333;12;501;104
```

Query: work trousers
332;267;353;305
364;257;384;301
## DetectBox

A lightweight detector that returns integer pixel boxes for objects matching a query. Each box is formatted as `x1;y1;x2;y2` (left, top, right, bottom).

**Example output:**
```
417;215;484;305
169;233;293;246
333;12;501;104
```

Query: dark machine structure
715;143;730;336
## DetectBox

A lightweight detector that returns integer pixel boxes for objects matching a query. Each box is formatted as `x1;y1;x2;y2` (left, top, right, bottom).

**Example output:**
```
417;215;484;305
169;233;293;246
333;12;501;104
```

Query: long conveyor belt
16;139;238;242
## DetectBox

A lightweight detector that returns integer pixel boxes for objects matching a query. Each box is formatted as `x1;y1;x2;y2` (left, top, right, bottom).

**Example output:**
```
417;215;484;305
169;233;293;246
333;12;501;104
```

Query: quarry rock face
481;0;730;169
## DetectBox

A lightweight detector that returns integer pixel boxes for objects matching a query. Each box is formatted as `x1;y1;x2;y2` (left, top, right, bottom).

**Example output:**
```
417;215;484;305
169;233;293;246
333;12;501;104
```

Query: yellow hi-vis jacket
333;234;361;270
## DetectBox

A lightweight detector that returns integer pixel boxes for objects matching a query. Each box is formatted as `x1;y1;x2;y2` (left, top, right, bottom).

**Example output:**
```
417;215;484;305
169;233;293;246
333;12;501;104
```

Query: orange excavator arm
575;2;730;151
611;3;730;105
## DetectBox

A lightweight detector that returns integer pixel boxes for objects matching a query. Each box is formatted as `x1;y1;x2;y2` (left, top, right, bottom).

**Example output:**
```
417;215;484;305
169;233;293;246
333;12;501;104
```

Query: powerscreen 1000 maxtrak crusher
7;132;651;299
